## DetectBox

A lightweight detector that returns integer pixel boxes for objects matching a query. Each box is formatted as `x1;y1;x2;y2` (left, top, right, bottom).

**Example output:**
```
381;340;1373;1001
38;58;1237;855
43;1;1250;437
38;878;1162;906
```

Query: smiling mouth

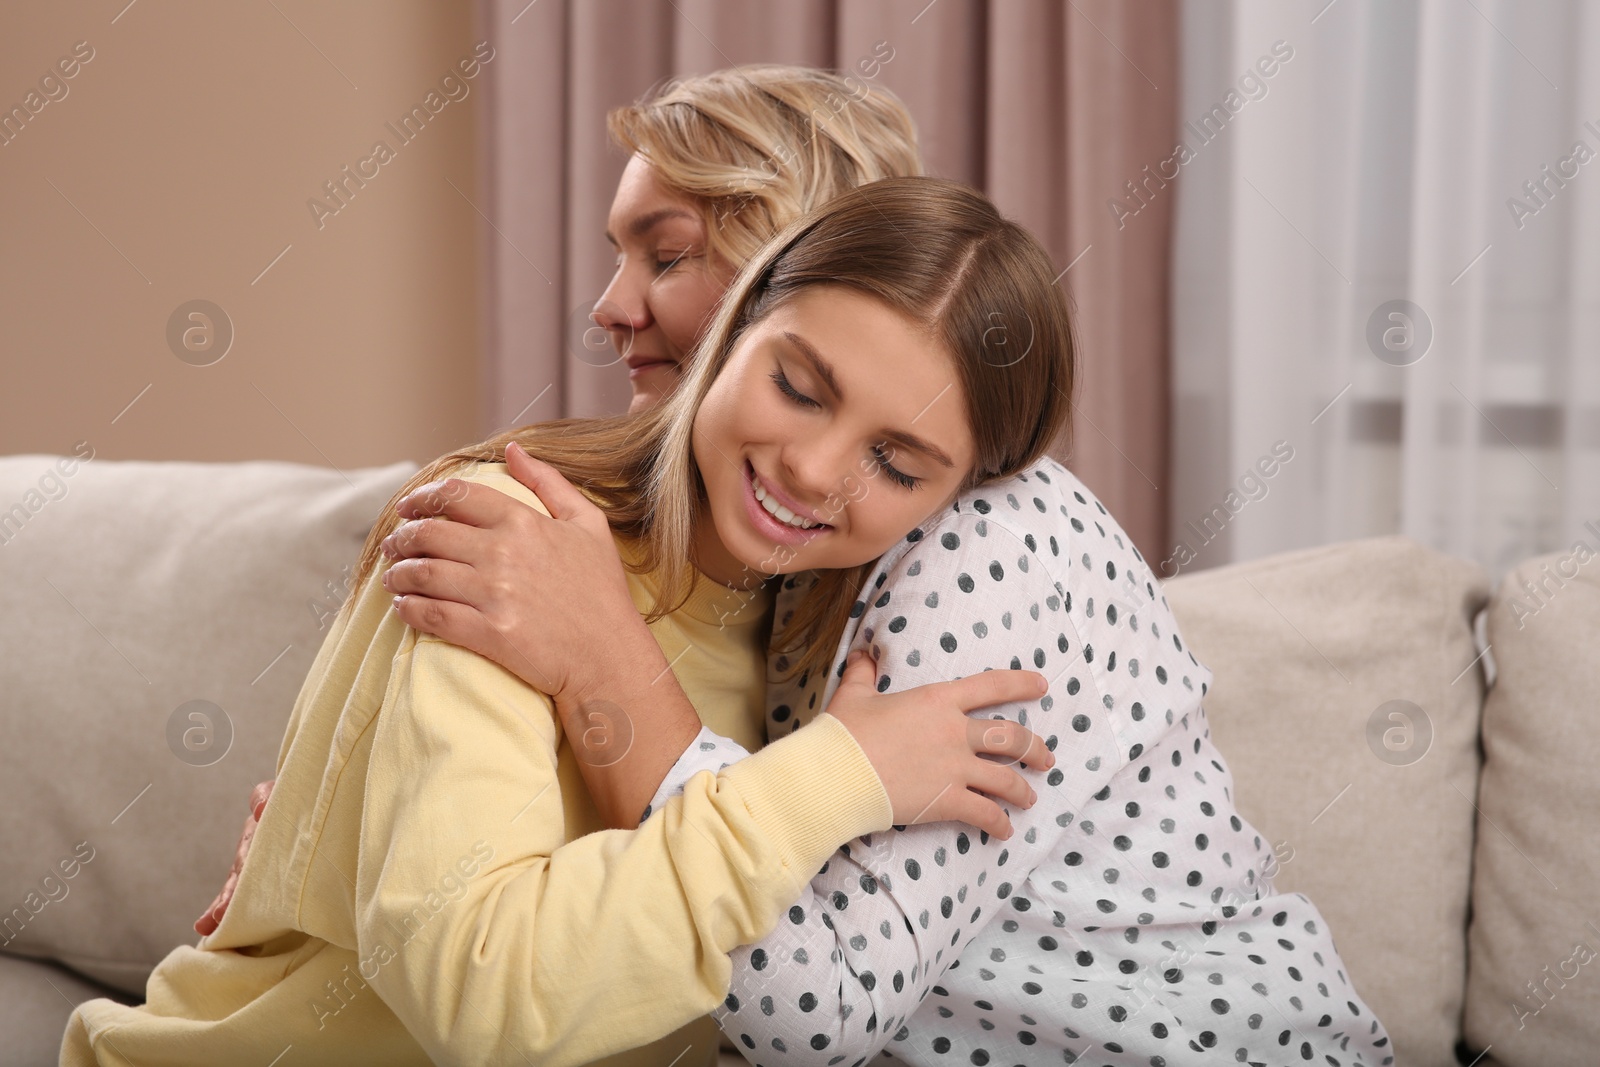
748;462;831;531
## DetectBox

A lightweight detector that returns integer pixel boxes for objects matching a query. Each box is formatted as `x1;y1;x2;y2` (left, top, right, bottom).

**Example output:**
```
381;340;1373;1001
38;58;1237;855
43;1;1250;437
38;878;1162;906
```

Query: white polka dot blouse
643;457;1393;1067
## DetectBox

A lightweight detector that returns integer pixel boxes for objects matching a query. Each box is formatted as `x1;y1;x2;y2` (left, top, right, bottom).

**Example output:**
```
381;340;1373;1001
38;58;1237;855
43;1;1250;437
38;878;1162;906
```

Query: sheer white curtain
1170;0;1600;588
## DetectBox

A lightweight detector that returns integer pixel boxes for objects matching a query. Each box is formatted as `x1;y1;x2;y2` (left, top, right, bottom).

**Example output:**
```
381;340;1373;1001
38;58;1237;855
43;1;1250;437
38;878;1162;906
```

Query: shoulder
951;457;1129;572
889;458;1102;588
903;457;1214;692
439;459;555;519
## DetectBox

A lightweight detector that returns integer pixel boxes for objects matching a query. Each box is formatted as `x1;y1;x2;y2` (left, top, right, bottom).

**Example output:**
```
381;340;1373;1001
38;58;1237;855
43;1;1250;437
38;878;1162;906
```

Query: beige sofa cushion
1464;547;1600;1063
0;953;137;1067
1163;535;1490;1067
0;454;418;994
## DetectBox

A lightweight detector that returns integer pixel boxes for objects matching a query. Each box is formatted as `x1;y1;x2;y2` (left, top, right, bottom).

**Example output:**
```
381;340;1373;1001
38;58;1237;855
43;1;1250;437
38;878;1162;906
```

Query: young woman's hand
381;441;644;705
825;649;1056;841
194;779;273;935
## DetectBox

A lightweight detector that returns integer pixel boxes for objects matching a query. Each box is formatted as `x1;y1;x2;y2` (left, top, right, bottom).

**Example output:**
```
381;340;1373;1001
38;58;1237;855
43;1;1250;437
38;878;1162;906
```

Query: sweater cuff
721;712;894;879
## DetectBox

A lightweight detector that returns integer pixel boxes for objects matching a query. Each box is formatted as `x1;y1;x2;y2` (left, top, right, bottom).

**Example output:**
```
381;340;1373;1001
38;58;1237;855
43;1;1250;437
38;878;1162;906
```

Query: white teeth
752;472;823;530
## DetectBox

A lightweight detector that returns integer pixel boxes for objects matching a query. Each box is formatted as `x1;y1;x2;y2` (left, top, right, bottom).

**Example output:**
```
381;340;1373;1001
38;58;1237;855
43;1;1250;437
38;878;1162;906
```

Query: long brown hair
344;177;1077;682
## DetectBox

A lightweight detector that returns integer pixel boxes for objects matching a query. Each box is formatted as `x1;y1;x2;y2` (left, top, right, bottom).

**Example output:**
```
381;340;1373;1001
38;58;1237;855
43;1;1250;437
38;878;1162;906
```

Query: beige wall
0;0;483;468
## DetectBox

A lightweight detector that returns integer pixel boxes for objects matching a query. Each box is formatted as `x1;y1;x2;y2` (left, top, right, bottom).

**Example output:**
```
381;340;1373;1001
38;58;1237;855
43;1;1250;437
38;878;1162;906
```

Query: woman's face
598;155;734;414
690;285;977;585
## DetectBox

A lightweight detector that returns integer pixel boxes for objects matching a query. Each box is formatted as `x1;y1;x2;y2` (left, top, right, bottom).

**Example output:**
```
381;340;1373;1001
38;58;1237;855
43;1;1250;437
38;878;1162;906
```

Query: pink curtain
475;0;1176;561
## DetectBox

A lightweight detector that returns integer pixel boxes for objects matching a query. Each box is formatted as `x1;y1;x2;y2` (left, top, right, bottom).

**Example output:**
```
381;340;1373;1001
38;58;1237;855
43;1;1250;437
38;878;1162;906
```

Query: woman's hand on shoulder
825;650;1056;841
381;441;642;703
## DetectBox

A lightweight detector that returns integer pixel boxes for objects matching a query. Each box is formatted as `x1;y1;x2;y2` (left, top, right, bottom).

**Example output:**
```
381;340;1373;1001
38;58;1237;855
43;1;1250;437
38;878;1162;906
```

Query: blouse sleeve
638;725;753;825
712;512;1152;1065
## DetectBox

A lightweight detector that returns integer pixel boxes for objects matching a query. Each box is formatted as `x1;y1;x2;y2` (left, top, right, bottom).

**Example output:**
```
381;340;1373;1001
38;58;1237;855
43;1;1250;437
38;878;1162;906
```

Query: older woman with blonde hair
196;62;926;935
588;62;923;413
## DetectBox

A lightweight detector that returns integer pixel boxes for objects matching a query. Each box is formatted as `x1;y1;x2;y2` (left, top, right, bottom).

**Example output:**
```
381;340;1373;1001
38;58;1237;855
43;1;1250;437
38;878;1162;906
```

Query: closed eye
654;249;697;274
770;370;922;490
873;446;921;490
769;368;819;408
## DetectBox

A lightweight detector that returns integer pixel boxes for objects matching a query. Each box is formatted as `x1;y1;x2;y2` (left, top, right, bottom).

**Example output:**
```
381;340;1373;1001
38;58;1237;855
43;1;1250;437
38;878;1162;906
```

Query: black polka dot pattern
653;458;1393;1066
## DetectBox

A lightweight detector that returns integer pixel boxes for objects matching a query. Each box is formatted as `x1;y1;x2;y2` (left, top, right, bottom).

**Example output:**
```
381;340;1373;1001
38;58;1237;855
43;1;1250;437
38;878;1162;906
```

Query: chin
627;388;663;414
742;532;840;577
628;367;684;413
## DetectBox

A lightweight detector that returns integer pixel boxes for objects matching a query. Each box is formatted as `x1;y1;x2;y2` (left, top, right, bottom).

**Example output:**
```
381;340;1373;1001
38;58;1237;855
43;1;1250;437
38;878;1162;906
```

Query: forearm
358;634;896;1065
360;733;885;1067
556;635;704;828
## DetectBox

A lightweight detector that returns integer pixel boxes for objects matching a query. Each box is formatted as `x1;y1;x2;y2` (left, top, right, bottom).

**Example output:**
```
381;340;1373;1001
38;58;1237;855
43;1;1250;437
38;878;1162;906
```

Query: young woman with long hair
62;177;1076;1067
378;215;1396;1067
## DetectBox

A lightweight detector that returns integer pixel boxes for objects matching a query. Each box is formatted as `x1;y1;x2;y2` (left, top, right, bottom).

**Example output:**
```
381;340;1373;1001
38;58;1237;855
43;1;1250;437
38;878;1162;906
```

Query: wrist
554;648;704;828
560;635;670;711
556;595;668;705
557;644;702;766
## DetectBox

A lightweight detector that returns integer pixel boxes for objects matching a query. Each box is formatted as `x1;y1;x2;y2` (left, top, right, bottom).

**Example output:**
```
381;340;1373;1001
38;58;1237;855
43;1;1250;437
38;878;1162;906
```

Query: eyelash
654;250;698;274
609;250;695;274
767;369;923;490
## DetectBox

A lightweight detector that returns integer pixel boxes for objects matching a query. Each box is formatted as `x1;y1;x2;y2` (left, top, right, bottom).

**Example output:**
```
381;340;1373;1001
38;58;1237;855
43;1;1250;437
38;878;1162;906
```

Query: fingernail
392;595;403;611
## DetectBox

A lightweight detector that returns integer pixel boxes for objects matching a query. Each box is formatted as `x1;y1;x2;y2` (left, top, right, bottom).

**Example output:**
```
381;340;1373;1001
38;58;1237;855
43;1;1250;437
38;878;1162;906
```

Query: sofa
0;452;1593;1066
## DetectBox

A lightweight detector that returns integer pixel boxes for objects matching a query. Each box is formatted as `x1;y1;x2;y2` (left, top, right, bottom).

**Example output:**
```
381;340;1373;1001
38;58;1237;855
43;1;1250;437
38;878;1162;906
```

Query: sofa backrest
1463;546;1600;1063
0;453;419;993
1164;535;1491;1067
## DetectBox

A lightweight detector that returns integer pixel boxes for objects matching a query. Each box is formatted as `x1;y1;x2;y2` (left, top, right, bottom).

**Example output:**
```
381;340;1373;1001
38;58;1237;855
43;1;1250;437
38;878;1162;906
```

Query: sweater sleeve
712;513;1139;1065
354;629;891;1067
350;542;892;1063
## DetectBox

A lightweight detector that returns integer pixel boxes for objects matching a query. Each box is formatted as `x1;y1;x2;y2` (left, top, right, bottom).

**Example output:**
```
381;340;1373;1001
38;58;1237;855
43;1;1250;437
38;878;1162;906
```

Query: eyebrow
604;207;700;246
781;330;957;469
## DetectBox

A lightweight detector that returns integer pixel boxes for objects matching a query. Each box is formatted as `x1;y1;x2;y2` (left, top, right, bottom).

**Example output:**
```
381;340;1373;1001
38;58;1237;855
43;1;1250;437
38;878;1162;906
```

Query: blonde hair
345;177;1077;684
608;63;923;268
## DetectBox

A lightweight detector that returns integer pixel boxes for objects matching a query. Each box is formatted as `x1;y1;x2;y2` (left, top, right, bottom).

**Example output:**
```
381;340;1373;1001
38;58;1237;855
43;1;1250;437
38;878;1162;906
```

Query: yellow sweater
61;461;892;1067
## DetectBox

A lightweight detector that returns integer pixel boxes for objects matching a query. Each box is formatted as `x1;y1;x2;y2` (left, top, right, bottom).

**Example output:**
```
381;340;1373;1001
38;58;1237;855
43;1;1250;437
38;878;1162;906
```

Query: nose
778;430;860;517
593;261;652;353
